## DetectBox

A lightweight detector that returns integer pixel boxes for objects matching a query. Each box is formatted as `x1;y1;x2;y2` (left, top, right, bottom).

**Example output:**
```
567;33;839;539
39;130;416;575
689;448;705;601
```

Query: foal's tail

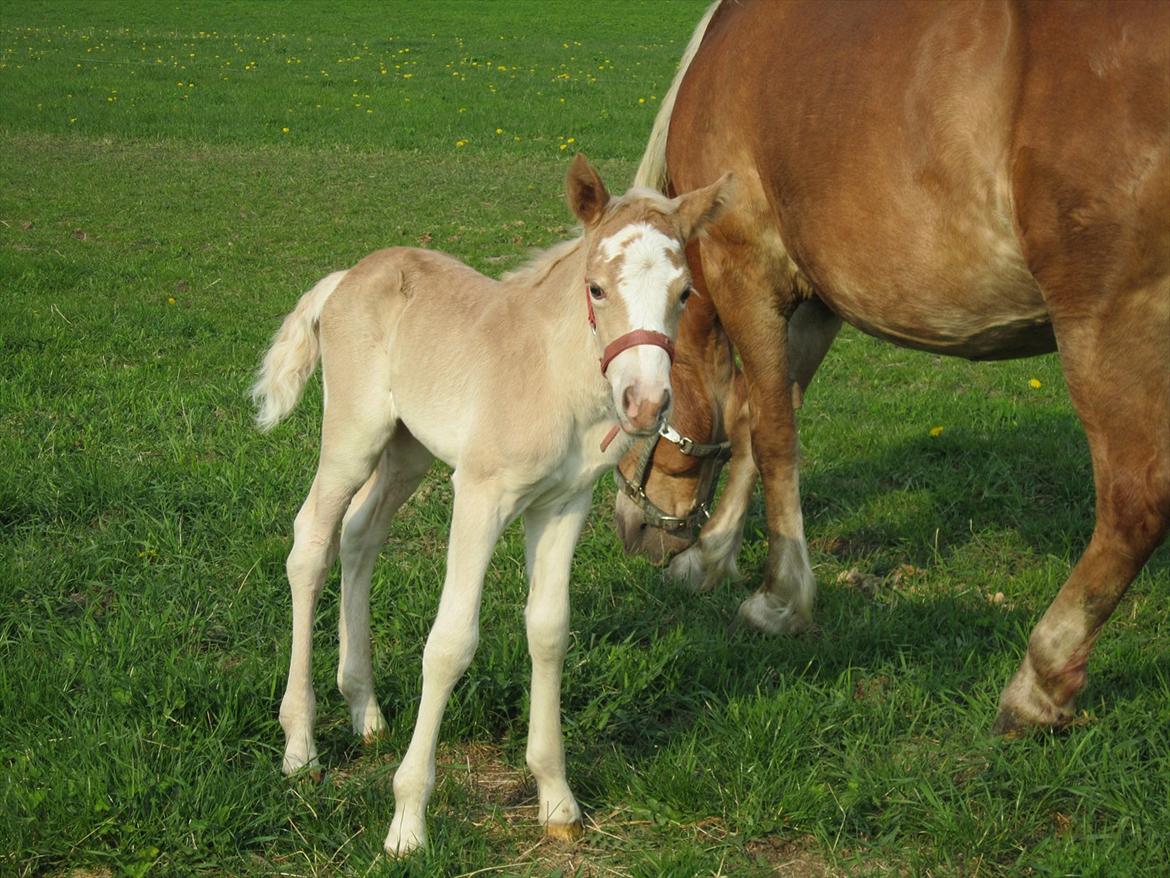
633;1;721;192
251;271;347;431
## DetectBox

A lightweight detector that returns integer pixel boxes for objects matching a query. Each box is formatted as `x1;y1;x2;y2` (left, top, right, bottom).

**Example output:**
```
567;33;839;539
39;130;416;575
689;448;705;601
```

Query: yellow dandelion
638;97;646;104
929;426;944;437
167;297;176;305
281;127;289;134
1028;378;1042;389
566;137;575;144
495;128;503;135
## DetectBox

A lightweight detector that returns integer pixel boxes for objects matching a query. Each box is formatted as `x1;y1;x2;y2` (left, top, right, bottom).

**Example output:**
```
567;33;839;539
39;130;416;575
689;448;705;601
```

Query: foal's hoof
384;820;425;858
350;700;390;742
544;819;584;842
282;749;323;783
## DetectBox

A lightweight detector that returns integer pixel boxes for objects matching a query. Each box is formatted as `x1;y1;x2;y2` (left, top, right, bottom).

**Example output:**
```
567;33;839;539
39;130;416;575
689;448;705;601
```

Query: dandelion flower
929;425;944;437
167;297;176;305
1028;378;1042;389
281;127;289;134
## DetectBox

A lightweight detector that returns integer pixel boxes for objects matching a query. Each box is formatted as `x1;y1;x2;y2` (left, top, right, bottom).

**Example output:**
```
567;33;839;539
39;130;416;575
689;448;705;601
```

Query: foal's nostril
622;385;638;420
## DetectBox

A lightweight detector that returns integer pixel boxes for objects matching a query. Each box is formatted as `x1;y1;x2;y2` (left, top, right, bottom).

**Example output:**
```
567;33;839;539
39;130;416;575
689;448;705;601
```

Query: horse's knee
422;622;478;682
525;605;569;664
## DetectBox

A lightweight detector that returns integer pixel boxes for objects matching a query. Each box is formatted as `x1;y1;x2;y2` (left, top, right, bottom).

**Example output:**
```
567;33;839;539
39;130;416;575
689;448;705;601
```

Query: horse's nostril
639;522;647;531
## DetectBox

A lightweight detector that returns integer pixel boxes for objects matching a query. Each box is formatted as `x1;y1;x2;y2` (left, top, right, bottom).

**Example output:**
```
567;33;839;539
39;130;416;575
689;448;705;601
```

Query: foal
252;155;731;855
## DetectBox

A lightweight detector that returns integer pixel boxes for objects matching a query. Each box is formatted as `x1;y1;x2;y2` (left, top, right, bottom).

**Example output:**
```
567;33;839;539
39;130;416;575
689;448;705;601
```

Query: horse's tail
633;1;722;192
251;270;347;431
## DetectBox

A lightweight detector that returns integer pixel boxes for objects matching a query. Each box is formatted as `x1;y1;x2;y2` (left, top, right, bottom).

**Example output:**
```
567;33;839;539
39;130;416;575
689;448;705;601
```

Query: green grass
1;3;1167;876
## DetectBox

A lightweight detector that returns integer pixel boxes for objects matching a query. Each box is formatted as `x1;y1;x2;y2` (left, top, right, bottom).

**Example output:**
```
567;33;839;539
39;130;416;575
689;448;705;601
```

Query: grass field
2;2;1168;876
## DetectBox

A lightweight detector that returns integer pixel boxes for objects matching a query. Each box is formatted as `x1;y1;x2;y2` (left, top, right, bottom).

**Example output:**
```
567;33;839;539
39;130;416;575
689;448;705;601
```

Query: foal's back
316;245;581;474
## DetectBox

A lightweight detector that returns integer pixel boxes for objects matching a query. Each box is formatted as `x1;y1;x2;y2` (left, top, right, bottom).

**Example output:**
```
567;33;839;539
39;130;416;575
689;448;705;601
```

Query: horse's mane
500;237;583;289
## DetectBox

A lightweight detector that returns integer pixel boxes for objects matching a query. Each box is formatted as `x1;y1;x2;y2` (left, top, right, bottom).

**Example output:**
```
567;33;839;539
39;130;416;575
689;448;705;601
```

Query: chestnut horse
614;0;1169;733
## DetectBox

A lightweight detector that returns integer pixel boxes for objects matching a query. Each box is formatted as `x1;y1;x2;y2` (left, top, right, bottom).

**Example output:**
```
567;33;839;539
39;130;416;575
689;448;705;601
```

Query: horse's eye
588;282;606;301
680;284;693;305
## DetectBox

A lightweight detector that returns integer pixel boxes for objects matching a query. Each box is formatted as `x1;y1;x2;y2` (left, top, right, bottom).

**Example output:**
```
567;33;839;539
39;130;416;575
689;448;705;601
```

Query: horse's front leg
384;477;516;857
702;239;819;634
522;491;591;838
668;375;756;592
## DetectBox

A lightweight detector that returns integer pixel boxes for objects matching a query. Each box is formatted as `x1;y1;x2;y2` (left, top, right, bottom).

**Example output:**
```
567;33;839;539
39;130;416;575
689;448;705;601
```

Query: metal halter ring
613;422;732;536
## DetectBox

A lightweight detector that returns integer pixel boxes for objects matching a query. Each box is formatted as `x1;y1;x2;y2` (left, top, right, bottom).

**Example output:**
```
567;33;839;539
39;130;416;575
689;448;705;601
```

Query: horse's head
611;268;742;563
566;154;733;440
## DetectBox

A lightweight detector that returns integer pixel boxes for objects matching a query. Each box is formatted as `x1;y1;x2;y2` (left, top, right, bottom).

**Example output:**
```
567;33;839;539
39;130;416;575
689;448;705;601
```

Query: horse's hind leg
336;428;432;740
995;281;1170;733
279;386;395;777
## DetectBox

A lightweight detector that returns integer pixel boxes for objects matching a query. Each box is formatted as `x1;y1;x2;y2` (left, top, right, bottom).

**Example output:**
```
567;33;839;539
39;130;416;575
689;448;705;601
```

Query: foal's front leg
385;478;516;857
523;491;591;838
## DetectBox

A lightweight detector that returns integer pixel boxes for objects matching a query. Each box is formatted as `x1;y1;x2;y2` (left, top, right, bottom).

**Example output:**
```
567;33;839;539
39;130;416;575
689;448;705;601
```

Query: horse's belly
816;234;1056;360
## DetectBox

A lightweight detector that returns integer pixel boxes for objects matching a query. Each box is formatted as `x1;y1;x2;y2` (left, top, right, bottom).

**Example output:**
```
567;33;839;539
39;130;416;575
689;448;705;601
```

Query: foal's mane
500;237;583;289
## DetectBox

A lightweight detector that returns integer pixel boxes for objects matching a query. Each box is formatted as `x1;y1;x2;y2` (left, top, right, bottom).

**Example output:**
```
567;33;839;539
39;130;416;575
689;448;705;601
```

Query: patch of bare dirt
746;836;841;877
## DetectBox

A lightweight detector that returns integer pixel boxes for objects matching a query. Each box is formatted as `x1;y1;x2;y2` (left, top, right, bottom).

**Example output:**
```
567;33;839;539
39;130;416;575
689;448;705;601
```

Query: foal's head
566;153;732;436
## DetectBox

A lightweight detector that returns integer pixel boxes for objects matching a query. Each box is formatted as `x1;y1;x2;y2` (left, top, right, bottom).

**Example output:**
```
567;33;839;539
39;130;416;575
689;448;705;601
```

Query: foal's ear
566;153;610;227
675;172;735;239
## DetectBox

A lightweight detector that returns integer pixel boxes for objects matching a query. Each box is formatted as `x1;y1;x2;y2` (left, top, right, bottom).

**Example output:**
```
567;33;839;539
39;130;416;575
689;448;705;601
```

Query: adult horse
613;0;1169;733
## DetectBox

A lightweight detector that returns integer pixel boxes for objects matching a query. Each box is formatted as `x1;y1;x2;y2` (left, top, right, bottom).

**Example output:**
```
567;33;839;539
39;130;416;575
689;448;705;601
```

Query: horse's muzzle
613;488;694;563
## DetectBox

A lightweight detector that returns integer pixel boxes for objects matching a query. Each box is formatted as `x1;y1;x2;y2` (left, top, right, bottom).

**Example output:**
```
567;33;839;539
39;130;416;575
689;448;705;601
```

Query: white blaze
597;222;682;425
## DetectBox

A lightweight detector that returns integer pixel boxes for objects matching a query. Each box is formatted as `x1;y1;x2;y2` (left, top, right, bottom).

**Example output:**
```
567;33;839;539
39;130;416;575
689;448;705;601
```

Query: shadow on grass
567;407;1168;763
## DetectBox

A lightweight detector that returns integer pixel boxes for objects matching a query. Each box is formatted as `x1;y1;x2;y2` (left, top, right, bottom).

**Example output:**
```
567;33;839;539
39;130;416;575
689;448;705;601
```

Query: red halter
588;279;676;452
586;280;676;376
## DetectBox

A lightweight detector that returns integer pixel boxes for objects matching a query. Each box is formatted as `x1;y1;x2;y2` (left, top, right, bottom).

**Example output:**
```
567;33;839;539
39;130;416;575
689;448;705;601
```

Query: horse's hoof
736;592;811;635
282;750;322;782
544;819;584;842
991;705;1033;739
384;821;425;858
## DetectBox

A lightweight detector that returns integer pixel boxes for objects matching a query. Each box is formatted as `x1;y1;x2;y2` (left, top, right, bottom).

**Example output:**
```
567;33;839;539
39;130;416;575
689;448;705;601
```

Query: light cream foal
252;155;732;856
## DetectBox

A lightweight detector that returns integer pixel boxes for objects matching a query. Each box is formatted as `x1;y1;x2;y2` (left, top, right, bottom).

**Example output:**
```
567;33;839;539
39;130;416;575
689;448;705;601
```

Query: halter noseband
613;422;732;537
586;280;676;376
589;278;678;452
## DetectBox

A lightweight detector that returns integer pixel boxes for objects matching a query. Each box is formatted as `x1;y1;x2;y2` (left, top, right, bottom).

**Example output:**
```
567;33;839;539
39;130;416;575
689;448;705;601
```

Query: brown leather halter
588;280;677;451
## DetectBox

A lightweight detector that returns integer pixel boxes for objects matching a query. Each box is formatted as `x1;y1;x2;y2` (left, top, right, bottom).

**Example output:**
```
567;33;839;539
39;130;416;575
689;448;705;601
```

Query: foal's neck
502;236;609;406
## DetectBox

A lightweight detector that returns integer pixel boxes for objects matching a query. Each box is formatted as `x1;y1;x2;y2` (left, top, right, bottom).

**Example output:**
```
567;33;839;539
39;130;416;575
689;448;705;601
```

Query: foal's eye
679;284;694;305
588;282;606;301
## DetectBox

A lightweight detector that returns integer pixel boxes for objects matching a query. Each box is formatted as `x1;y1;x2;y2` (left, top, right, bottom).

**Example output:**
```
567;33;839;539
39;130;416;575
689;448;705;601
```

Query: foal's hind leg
280;396;394;776
995;282;1169;733
336;428;433;741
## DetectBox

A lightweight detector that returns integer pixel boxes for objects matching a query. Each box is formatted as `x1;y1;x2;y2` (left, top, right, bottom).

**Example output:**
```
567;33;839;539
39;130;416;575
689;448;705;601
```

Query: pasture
1;2;1167;875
